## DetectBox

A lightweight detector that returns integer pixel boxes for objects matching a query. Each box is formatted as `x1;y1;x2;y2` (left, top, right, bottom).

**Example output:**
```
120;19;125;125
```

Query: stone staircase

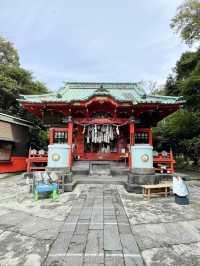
71;160;129;186
72;160;128;176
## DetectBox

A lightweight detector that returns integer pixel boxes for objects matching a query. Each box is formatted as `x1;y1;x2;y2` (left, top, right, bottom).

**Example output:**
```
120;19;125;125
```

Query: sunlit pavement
0;173;200;265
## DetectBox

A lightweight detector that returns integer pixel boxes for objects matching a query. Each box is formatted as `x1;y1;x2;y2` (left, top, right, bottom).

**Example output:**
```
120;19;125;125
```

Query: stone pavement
0;173;200;265
45;185;143;266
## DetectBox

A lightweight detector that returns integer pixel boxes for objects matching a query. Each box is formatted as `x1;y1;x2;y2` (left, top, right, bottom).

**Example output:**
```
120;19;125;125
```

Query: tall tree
171;0;200;46
0;36;49;149
156;1;200;168
0;36;48;115
165;49;200;111
0;36;19;66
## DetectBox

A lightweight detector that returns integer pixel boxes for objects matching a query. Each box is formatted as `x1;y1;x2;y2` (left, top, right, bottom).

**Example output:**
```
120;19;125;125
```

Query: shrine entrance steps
72;160;128;185
72;160;128;176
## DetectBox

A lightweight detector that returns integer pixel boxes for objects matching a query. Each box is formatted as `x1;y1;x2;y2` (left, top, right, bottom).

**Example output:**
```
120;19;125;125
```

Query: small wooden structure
0;113;33;173
142;183;171;199
153;150;175;174
26;148;48;173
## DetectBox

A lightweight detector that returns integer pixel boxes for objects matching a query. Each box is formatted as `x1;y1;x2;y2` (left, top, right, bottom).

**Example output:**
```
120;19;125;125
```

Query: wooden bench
142;183;171;199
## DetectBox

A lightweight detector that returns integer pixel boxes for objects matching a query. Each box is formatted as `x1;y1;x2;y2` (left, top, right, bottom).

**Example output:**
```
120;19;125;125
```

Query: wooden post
129;122;135;170
68;119;73;169
170;149;174;174
27;147;31;173
49;128;54;144
149;128;152;145
129;122;135;145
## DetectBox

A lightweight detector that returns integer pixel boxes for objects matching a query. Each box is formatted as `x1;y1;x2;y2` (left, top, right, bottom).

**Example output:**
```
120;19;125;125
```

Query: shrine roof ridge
18;81;184;105
63;82;142;89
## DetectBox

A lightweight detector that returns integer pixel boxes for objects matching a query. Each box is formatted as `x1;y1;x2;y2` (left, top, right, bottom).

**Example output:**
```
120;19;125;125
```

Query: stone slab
47;230;74;257
142;242;200;266
132;221;200;250
104;224;122;251
120;234;144;266
105;252;125;266
85;230;103;255
14;215;62;240
0;211;31;229
74;222;89;236
90;207;103;228
67;234;87;254
120;234;140;255
79;208;93;220
63;255;83;266
0;230;49;266
83;255;104;265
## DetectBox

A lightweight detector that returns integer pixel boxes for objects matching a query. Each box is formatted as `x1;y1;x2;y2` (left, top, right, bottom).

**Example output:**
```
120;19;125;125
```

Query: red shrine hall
19;83;183;174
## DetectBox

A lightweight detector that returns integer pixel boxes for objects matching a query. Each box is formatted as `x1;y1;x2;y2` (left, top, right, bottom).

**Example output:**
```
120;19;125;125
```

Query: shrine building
19;82;183;186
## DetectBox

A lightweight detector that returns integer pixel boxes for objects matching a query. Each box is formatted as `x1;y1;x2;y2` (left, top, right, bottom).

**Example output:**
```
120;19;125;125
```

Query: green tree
165;74;179;96
0;36;48;115
0;36;19;66
165;49;200;111
0;64;48;113
0;36;49;149
171;0;200;46
158;48;200;167
156;0;200;169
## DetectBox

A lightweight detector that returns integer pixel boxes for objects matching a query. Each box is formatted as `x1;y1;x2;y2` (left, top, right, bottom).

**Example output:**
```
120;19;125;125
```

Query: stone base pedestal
63;172;74;192
126;168;161;193
131;168;155;175
89;162;111;176
46;167;70;173
128;172;159;186
64;181;75;192
125;183;143;194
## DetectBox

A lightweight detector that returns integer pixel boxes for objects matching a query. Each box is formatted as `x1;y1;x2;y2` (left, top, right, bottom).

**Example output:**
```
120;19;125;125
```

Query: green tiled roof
19;82;184;104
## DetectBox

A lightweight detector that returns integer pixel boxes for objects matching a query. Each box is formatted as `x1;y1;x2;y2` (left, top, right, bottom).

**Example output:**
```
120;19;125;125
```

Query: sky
0;0;188;91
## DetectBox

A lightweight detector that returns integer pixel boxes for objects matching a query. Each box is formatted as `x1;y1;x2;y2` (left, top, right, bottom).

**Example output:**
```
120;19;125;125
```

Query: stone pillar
47;144;70;170
126;144;156;193
130;144;154;174
47;143;73;192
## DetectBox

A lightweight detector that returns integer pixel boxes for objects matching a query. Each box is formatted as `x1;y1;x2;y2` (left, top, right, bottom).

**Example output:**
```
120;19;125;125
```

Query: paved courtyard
0;173;200;265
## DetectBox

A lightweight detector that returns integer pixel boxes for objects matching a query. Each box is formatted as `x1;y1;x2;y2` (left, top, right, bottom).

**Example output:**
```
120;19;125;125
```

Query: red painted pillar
170;149;175;174
49;128;54;144
129;122;135;145
68;119;73;169
149;128;152;145
129;122;135;170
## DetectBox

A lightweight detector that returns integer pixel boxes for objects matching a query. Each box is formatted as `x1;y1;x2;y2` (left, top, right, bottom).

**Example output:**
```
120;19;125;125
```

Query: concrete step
72;160;128;176
73;174;127;185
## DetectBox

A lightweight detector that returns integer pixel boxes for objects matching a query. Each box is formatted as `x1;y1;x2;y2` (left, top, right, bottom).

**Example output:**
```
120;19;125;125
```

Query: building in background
0;113;33;173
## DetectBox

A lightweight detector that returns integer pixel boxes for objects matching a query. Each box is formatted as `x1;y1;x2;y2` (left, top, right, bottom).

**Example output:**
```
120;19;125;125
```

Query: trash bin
175;194;189;205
